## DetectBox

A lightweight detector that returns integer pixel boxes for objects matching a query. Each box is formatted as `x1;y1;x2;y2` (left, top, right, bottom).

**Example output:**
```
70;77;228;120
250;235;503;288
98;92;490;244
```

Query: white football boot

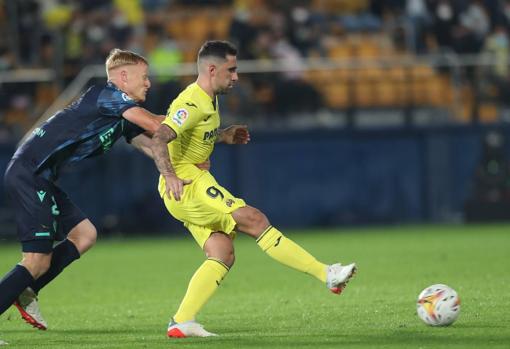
167;319;218;338
13;287;47;330
0;338;7;346
326;263;357;294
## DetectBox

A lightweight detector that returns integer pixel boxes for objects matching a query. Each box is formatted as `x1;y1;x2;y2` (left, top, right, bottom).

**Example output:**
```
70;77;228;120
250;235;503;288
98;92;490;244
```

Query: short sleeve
122;120;145;144
162;102;201;136
97;85;138;117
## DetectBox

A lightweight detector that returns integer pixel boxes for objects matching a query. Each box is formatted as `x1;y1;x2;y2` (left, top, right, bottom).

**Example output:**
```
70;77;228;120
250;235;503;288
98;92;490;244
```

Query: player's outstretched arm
130;133;154;159
151;124;191;201
217;125;251;144
123;107;165;135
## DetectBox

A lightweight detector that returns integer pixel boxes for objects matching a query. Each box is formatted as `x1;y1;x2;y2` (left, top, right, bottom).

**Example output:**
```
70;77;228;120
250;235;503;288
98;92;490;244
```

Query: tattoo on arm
152;125;177;176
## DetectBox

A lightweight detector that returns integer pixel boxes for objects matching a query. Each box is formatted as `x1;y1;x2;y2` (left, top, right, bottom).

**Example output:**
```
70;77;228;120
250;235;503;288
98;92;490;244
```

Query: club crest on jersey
225;199;235;207
121;93;132;102
172;108;189;126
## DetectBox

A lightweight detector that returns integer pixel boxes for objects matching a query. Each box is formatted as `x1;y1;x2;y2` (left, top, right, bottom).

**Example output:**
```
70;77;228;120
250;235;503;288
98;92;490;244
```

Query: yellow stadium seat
353;81;375;107
355;42;380;58
375;81;398;107
323;82;350;109
479;103;499;123
329;45;353;59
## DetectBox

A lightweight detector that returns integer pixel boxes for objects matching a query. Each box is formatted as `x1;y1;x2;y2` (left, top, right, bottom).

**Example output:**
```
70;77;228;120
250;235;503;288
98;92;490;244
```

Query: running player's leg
21;192;94;329
0;250;50;316
12;248;53;329
0;161;88;329
31;219;95;293
168;231;232;338
31;184;93;294
0;160;53;319
167;229;233;338
164;172;241;337
232;206;356;293
232;206;327;281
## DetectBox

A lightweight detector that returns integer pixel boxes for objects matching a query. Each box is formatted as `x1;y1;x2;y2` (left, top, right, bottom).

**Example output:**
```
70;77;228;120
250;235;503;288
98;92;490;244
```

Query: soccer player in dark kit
0;49;162;331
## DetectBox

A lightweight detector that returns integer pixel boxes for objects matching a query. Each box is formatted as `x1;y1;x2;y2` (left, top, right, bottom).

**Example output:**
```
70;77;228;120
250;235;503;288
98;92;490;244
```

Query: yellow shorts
162;171;246;248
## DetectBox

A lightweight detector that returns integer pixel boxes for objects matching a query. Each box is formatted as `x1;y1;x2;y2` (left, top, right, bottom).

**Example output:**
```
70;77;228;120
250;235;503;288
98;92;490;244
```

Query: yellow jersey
158;82;220;196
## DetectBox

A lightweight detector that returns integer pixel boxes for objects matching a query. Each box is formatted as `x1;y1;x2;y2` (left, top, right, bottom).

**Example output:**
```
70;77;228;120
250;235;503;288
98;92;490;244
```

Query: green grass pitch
1;224;509;348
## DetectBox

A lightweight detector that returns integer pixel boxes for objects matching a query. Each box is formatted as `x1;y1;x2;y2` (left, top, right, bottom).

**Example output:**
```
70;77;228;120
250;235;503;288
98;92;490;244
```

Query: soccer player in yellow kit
151;40;357;338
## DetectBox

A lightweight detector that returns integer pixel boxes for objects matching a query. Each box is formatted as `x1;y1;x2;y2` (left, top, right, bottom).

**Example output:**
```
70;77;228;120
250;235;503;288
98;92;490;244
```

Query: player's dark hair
198;40;237;62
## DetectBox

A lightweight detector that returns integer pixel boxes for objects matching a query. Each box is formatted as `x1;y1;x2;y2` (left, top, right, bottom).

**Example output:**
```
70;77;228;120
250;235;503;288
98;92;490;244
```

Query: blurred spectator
405;0;430;54
141;0;170;13
287;5;325;57
465;130;510;221
39;0;73;30
269;27;322;116
146;27;183;114
0;47;14;71
16;0;43;65
452;0;489;54
338;3;382;32
482;25;510;105
474;130;510;201
7;0;510;135
228;8;260;59
77;0;111;13
109;9;134;48
501;0;510;31
62;12;85;79
176;0;232;6
429;0;459;50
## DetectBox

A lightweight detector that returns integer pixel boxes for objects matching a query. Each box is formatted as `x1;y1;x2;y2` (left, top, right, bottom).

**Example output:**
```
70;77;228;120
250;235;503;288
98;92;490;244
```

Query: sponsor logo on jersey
203;128;218;142
121;93;133;102
99;127;116;151
172;108;189;126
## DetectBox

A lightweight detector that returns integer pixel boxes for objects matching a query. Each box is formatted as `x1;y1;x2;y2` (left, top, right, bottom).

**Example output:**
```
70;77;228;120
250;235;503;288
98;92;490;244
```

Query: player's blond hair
105;49;148;77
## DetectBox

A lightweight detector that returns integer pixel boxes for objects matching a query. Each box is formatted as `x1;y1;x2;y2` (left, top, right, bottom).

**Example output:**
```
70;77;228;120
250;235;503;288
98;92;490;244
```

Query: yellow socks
173;258;229;323
256;226;327;283
173;227;326;323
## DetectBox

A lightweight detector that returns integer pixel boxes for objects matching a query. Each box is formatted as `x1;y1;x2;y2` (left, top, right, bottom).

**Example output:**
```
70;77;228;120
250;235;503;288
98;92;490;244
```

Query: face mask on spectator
505;5;510;19
437;3;453;20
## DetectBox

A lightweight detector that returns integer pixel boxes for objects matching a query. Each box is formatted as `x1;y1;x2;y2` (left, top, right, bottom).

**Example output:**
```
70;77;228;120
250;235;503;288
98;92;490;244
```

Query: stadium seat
375;80;398;107
323;82;350;109
353;80;375;107
35;83;58;112
328;45;354;59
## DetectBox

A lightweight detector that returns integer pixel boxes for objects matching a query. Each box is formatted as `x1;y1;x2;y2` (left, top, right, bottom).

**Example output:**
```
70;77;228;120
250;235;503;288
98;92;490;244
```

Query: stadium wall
0;125;505;237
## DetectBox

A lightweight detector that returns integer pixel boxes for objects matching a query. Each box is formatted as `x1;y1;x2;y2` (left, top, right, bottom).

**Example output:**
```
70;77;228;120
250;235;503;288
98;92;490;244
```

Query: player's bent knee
204;233;235;267
252;210;270;233
221;251;235;268
233;206;270;238
209;251;235;268
67;219;97;254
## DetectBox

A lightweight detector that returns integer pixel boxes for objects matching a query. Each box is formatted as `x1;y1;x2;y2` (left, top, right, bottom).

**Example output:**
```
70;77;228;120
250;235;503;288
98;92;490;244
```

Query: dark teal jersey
12;82;145;180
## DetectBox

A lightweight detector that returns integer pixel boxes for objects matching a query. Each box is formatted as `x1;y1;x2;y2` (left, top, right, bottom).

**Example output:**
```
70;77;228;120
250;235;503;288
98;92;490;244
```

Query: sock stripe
207;258;230;272
255;225;274;243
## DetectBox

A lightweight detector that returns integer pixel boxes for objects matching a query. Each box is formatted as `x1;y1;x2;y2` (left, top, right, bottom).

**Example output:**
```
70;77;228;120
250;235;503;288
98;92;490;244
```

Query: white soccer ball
416;284;461;326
